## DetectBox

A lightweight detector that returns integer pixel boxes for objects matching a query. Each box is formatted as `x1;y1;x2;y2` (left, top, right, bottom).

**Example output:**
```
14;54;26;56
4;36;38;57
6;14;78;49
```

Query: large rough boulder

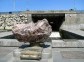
12;19;52;43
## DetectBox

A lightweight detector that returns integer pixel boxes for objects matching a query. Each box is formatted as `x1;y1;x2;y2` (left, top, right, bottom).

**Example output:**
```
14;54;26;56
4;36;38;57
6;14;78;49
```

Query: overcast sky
0;0;84;12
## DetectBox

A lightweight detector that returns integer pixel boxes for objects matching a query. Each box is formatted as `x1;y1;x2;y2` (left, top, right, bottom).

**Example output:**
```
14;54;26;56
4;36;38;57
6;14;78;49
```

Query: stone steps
0;31;12;38
0;39;84;48
0;39;23;47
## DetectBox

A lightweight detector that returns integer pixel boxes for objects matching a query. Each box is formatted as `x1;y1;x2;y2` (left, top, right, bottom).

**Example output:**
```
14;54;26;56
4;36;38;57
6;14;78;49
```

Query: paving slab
52;48;84;62
61;51;84;59
0;47;17;60
0;39;24;47
52;39;84;47
0;31;13;38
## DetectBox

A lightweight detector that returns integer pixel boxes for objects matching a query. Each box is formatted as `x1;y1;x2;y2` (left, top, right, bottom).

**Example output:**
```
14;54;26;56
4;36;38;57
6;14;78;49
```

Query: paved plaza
0;31;84;62
0;47;84;62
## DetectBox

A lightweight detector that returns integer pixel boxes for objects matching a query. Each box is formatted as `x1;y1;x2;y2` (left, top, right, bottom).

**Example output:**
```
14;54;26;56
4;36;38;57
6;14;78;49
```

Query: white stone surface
50;32;60;38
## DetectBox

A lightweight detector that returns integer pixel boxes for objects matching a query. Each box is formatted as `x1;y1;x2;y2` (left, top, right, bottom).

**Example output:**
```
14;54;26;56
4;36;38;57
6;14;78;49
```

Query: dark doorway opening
32;14;65;31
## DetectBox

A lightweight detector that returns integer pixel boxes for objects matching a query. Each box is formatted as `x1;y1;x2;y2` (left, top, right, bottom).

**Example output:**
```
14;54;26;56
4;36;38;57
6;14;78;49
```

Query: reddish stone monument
12;19;52;45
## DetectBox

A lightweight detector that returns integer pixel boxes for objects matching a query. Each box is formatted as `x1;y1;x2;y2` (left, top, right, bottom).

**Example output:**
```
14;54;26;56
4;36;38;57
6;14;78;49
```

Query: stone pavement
52;48;84;62
1;47;84;62
0;31;84;62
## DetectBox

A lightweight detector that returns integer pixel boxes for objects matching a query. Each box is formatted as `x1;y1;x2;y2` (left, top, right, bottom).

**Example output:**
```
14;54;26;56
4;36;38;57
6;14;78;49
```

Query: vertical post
13;0;15;11
74;0;76;10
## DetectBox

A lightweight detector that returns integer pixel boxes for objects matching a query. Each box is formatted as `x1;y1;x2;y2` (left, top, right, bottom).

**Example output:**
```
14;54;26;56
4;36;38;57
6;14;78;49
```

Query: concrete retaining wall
60;13;84;39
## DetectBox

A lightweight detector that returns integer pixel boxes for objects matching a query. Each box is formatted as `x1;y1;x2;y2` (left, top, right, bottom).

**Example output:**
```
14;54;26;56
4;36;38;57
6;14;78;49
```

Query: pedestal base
13;47;42;60
13;42;52;62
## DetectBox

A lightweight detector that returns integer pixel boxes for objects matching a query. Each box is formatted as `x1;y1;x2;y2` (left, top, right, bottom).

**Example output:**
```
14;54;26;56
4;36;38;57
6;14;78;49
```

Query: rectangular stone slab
61;51;84;59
